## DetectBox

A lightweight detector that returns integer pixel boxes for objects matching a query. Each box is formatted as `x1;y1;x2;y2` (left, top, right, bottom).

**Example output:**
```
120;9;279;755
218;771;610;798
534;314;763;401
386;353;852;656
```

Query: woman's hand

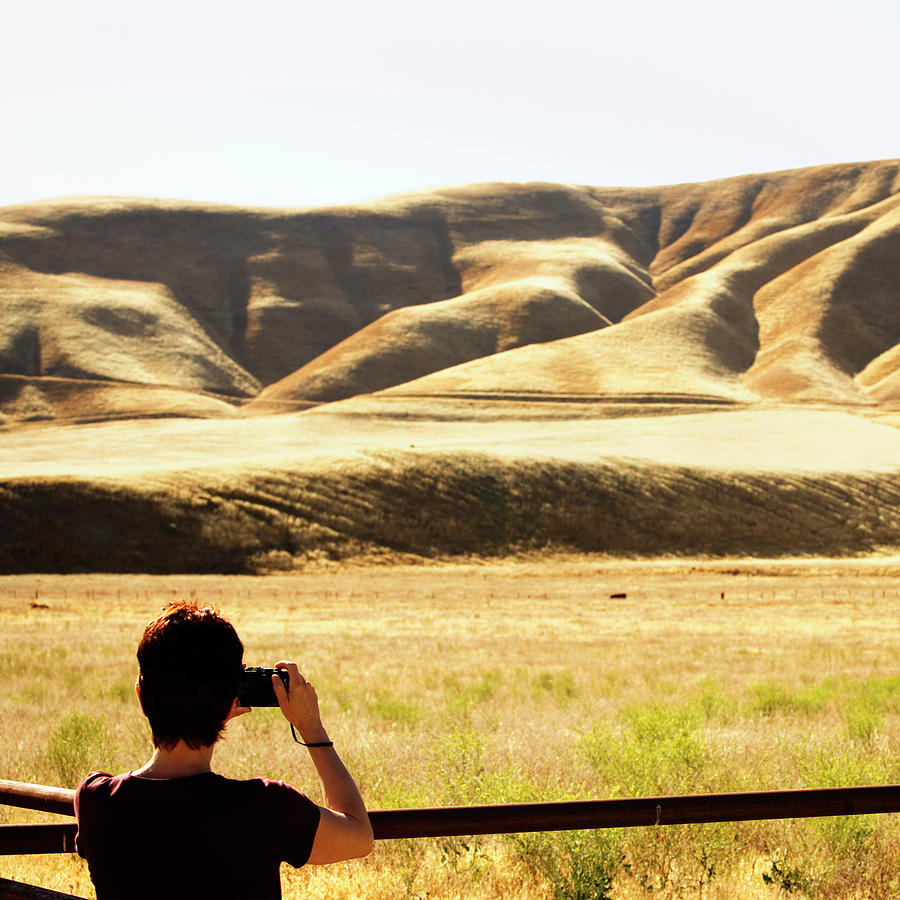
271;660;330;745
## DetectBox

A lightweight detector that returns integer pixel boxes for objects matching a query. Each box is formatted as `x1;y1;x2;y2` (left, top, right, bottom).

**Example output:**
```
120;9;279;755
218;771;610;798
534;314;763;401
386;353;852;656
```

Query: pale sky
4;0;899;210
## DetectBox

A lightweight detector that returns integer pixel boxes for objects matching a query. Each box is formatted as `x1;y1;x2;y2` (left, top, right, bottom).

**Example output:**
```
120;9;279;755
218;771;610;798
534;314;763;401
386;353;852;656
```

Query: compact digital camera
238;666;289;707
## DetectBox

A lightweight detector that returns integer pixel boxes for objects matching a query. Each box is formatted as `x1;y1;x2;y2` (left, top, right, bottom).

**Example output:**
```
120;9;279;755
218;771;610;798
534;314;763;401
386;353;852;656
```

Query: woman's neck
133;741;216;779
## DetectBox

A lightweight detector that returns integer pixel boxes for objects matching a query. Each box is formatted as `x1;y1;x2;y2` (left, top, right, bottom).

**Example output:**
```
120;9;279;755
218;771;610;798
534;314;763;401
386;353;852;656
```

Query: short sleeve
257;779;322;868
74;772;113;858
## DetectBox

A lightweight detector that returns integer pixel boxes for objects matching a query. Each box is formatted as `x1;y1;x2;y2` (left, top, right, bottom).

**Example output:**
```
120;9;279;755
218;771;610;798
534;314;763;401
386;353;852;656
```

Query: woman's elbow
308;809;375;864
354;819;375;858
330;820;373;862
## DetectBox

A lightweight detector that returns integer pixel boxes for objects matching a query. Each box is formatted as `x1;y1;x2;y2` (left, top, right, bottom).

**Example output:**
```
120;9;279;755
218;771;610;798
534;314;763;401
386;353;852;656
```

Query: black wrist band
290;724;332;746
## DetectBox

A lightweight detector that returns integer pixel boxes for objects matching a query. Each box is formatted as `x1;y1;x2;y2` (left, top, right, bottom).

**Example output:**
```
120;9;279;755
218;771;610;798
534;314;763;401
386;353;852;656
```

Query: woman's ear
225;697;251;721
135;678;147;716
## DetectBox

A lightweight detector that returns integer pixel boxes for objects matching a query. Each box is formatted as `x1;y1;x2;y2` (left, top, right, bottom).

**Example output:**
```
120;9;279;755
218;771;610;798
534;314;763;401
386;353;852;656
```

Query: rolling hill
2;160;900;570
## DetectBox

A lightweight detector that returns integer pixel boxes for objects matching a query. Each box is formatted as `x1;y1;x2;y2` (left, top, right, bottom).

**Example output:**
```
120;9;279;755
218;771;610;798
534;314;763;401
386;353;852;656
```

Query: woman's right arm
272;661;374;864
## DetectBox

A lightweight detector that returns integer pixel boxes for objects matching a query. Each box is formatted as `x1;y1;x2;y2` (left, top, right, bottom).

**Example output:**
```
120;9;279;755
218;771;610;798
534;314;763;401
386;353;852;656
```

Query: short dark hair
137;601;244;750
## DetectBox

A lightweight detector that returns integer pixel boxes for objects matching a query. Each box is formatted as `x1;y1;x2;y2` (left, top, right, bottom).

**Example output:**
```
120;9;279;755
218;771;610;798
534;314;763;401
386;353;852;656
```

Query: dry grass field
3;557;900;898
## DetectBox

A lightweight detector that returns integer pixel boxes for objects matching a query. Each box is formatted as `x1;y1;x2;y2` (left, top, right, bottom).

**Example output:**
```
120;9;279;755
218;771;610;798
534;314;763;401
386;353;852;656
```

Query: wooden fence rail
4;780;900;900
0;879;82;900
0;783;72;818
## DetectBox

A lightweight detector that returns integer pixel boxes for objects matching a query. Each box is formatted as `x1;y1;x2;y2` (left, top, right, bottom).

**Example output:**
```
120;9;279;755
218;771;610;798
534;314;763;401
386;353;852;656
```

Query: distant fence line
4;779;900;900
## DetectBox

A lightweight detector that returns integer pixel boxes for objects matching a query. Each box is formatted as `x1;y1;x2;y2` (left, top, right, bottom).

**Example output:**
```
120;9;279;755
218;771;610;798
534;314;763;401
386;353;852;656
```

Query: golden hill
3;160;900;571
2;159;899;422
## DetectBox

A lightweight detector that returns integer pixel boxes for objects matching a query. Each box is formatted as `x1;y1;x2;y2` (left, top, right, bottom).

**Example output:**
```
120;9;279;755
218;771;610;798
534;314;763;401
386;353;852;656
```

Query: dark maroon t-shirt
75;771;321;900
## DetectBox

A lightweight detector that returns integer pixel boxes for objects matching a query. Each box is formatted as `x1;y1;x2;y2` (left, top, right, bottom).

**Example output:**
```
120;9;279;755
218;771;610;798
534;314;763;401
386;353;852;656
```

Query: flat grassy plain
3;557;900;898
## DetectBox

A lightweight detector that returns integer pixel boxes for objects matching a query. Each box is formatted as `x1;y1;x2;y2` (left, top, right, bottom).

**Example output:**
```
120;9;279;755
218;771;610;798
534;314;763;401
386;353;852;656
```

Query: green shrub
581;700;706;796
762;858;815;895
749;679;833;717
430;729;485;804
691;677;736;723
532;670;578;705
844;695;883;742
855;675;900;714
446;669;501;713
511;828;624;900
47;713;111;788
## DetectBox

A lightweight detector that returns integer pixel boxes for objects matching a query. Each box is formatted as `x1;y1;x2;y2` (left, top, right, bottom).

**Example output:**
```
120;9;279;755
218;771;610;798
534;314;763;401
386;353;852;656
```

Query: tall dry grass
2;559;900;898
3;454;900;573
